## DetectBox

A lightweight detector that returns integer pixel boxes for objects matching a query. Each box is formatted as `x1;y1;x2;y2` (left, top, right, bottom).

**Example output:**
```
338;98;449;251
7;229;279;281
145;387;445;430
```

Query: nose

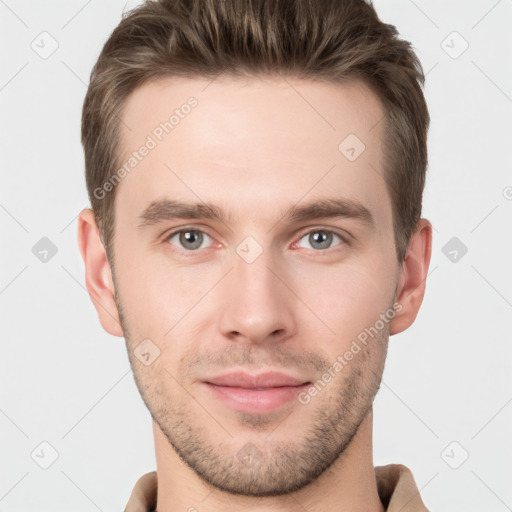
217;244;297;345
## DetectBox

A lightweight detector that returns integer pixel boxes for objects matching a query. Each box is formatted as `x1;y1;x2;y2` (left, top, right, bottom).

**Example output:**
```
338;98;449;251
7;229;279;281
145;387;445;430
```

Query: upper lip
204;371;310;388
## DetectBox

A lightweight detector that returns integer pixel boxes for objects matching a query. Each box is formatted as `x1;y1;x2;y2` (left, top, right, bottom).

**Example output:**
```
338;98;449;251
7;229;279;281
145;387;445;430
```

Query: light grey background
1;0;511;510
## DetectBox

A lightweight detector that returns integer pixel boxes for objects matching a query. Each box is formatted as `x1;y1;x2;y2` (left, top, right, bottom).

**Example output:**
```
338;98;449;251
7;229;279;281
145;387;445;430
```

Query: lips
202;372;311;414
203;371;309;389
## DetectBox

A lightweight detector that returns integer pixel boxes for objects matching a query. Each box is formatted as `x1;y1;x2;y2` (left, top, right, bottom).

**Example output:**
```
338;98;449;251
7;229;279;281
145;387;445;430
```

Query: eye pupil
180;230;203;249
310;231;332;249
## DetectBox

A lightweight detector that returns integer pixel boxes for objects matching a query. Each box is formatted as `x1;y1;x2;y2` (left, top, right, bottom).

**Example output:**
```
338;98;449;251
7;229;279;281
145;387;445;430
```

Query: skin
78;75;432;512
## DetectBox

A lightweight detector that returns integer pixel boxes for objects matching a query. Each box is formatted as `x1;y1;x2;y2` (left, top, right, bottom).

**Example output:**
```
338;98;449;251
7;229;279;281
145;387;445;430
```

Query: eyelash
162;226;348;255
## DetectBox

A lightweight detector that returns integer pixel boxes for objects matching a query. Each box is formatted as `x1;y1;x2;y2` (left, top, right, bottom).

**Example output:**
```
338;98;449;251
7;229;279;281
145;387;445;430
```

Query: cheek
115;252;218;342
291;259;395;342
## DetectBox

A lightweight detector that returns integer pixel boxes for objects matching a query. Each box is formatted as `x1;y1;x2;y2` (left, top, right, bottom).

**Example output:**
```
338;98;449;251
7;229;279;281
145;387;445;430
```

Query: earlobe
77;208;124;337
389;218;433;335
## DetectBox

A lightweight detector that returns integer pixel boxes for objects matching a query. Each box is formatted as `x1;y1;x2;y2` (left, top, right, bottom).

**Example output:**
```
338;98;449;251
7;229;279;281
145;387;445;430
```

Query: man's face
112;75;400;496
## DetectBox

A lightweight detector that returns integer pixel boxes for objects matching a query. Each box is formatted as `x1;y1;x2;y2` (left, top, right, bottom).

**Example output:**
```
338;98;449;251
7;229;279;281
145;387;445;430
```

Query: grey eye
168;230;211;251
296;230;343;251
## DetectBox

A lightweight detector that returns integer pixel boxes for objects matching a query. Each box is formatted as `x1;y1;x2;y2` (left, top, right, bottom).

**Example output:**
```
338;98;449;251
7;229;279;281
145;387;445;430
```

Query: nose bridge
234;241;277;299
217;237;295;343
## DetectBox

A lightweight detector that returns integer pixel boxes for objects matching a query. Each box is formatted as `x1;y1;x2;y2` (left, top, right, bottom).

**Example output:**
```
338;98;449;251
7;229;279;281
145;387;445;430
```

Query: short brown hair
81;0;429;265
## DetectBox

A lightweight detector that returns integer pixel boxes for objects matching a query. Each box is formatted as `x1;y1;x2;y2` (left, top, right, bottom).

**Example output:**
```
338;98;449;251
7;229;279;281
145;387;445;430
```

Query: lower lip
203;382;310;414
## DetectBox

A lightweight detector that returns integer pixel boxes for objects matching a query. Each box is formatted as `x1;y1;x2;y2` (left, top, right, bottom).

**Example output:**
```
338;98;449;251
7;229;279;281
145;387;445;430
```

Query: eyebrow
136;197;374;229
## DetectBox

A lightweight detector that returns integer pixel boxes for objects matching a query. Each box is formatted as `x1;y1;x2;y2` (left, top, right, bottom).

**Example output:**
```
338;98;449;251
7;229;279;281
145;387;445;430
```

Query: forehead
118;74;385;154
115;74;390;227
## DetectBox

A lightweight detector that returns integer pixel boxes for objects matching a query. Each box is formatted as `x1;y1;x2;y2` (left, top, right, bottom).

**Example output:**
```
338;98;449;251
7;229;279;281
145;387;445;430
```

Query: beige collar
124;463;429;512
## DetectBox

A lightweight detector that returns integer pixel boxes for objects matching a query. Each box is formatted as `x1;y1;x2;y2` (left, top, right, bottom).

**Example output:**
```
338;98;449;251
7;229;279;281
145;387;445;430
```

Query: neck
152;408;385;512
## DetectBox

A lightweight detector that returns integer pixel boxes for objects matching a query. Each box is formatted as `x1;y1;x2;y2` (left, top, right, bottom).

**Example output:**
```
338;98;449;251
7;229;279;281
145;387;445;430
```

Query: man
77;0;432;510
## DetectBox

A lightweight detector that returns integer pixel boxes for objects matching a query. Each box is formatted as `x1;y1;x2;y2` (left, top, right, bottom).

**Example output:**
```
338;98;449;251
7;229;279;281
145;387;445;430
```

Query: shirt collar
124;463;429;512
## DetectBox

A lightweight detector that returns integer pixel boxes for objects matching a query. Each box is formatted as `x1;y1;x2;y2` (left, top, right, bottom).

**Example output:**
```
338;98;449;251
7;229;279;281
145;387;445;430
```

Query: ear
389;218;432;335
77;208;124;337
